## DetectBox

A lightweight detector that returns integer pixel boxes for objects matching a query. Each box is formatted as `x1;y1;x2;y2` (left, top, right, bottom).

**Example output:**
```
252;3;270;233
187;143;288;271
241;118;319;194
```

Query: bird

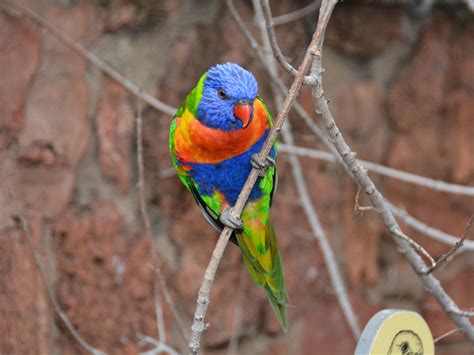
169;62;288;331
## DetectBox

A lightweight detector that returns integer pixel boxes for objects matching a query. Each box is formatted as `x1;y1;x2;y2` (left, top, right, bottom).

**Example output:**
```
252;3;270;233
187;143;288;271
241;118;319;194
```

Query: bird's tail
236;214;288;332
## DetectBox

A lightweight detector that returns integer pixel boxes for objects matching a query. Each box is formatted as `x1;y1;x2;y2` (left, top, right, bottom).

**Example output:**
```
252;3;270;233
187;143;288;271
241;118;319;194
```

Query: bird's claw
219;208;243;230
251;154;275;177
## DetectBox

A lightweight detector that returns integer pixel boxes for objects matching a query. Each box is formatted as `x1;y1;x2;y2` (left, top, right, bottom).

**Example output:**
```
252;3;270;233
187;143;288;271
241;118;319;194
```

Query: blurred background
1;0;473;354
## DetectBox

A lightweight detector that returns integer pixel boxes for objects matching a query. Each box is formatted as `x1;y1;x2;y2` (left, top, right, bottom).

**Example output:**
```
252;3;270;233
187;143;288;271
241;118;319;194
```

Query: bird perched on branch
169;62;288;331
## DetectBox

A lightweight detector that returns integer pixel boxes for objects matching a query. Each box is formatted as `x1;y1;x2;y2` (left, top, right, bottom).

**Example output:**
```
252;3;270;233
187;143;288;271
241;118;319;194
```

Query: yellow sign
355;310;434;355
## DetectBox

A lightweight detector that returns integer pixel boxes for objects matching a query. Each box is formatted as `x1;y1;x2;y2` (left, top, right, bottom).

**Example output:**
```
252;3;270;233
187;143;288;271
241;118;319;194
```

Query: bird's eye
217;88;228;99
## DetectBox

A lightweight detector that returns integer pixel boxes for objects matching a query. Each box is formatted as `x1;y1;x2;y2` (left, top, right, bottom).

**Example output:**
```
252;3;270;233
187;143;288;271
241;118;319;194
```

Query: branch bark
308;2;474;343
252;0;360;340
260;0;317;85
278;144;474;197
272;0;321;26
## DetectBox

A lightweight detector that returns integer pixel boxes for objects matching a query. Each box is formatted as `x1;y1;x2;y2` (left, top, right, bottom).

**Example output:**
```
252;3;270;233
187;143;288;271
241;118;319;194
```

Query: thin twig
434;327;460;343
272;1;321;26
0;1;175;116
252;0;360;339
354;184;374;215
136;101;167;344
136;105;152;243
393;229;436;269
390;204;474;251
0;167;106;355
138;334;181;355
277;144;474;250
278;144;474;197
420;216;474;274
260;0;317;85
135;101;189;346
156;266;190;343
226;268;245;355
308;0;474;343
188;2;333;352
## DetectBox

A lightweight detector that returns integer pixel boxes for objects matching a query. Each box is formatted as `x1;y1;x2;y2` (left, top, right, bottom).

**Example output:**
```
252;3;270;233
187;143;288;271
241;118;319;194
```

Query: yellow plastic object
355;309;434;355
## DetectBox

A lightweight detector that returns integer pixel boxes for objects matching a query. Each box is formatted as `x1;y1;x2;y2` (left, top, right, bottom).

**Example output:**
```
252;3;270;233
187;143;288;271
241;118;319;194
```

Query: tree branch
135;102;190;346
308;2;474;343
260;0;318;85
251;0;360;339
276;144;474;250
278;144;474;197
390;203;474;251
419;215;474;274
272;1;321;26
188;1;336;352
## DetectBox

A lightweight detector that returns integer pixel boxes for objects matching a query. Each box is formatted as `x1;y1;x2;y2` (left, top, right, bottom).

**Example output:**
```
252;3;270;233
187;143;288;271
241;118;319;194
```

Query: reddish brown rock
335;81;388;286
447;90;474;184
301;298;356;355
9;2;101;219
0;11;38;150
0;211;53;354
387;13;474;256
2;1;474;354
326;4;404;57
96;78;134;193
53;203;159;353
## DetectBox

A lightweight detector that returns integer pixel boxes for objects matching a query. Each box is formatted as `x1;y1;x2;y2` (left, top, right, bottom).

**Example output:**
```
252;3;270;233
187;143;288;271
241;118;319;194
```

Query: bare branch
420;216;474;274
272;1;321;26
135;101;190;346
434;328;460;343
276;144;474;250
260;0;318;85
0;167;106;355
136;105;152;241
278;144;474;197
252;0;360;339
135;102;168;345
1;1;176;116
156;266;190;343
226;268;245;355
189;1;336;352
354;183;374;215
138;334;180;355
308;1;474;342
390;204;474;251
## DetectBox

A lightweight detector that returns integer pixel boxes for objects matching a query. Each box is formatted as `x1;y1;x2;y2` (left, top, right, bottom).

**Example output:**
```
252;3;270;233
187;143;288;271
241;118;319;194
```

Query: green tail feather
237;217;288;332
265;287;288;332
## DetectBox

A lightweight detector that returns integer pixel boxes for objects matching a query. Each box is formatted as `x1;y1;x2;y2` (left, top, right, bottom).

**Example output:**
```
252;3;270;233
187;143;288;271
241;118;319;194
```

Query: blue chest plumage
184;131;275;206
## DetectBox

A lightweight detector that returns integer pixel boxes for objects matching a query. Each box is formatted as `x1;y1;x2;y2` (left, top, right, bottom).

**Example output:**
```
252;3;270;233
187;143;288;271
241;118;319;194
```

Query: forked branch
307;5;474;343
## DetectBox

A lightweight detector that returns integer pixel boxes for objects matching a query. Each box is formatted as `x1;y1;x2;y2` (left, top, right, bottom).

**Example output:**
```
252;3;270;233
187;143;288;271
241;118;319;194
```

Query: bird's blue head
197;63;258;131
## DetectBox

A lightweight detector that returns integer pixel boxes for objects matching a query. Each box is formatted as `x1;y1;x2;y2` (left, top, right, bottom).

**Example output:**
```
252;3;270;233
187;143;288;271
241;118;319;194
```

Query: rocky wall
0;0;473;354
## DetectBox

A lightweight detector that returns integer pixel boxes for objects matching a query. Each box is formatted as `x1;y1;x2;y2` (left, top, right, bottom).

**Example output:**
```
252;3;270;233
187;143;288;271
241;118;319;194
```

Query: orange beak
233;103;253;128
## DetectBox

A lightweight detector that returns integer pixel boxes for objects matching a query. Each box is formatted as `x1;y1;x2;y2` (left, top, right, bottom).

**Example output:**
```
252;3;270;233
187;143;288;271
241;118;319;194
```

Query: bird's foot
251;154;275;177
219;208;243;230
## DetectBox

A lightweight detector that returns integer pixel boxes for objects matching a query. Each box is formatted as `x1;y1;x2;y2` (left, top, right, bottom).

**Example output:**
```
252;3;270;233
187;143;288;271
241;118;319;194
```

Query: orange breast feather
174;99;269;164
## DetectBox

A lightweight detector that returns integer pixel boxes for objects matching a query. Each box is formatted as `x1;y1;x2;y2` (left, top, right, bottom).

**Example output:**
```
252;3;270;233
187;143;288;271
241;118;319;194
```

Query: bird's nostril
238;99;253;105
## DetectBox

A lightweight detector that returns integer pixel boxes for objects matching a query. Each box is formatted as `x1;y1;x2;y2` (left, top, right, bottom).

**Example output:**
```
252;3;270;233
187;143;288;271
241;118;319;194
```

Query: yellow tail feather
237;215;288;332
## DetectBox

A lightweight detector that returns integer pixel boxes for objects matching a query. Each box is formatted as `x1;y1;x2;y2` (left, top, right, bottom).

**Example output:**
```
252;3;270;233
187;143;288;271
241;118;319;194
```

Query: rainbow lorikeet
169;63;288;331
